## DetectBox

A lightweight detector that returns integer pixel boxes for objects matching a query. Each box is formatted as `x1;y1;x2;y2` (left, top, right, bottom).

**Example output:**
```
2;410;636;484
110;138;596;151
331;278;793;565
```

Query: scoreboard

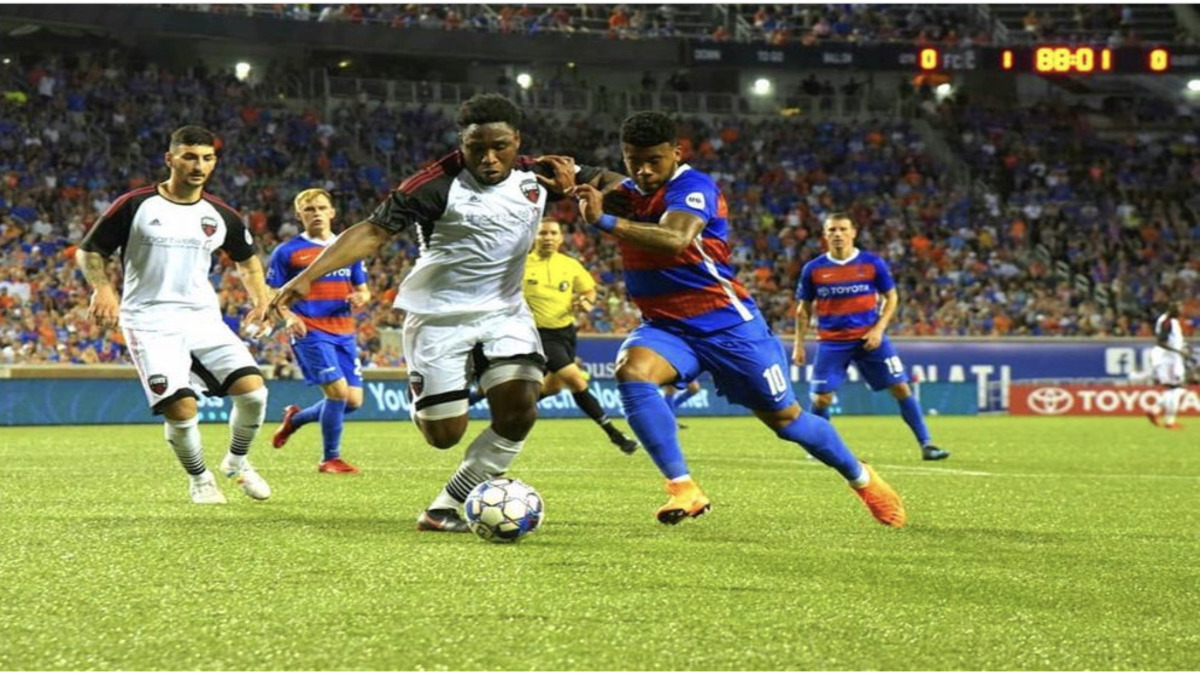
918;45;1179;75
690;43;1200;75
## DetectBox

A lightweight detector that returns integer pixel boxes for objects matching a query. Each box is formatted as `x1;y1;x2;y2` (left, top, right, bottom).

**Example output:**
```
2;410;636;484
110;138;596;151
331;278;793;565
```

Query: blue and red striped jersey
795;249;894;341
266;234;367;337
614;165;758;333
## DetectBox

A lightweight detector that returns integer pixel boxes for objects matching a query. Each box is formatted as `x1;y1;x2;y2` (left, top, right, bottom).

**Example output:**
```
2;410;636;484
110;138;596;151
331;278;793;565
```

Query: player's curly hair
620;111;676;147
170;125;217;148
457;93;523;130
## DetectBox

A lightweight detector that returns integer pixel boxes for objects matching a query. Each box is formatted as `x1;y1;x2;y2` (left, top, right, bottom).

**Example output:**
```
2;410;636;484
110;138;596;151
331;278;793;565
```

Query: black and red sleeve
369;152;458;235
79;187;153;256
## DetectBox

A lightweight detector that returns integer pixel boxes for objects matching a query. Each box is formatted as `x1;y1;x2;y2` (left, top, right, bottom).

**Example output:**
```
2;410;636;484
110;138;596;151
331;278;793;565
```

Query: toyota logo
1027;387;1074;415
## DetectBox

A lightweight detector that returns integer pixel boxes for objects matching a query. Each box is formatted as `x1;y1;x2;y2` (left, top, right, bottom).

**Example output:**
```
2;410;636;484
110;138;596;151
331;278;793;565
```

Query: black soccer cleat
610;432;640;455
416;508;471;533
922;444;950;461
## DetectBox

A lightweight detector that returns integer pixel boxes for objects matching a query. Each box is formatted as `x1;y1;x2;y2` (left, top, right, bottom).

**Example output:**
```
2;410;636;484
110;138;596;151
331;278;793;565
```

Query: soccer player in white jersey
1146;301;1192;430
76;125;277;504
270;94;621;532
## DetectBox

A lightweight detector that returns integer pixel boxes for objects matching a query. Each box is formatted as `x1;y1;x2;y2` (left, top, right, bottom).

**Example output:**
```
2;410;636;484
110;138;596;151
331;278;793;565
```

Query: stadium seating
1;52;1196;368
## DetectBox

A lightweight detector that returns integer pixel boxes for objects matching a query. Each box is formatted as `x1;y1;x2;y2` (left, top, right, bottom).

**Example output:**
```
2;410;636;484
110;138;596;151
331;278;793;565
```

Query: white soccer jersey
79;186;255;329
369;152;600;317
1154;313;1185;352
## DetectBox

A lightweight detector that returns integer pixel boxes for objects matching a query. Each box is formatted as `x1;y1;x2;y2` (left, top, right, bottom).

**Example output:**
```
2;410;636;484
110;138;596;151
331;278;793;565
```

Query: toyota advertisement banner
1010;384;1200;416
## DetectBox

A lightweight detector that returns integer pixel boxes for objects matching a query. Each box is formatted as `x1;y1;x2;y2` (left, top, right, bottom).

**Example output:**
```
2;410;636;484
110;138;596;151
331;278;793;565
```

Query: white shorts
123;315;261;413
403;306;545;421
1151;347;1185;386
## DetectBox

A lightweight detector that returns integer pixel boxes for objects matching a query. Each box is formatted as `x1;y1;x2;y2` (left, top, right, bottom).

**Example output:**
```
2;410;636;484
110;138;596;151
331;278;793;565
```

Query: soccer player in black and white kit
76;126;277;504
271;94;620;532
1146;300;1193;430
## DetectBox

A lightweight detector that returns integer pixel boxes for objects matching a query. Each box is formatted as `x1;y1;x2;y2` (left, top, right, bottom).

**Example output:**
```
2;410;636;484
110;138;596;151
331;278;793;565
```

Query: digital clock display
916;46;1176;74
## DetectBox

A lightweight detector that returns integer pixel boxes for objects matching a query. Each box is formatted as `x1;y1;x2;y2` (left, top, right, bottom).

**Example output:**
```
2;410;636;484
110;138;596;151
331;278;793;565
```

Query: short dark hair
170;125;217;148
620;111;676;147
823;212;857;229
457;93;522;130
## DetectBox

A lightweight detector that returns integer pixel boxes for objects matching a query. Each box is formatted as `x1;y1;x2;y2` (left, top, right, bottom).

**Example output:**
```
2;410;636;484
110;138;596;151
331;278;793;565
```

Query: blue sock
669;387;699;413
897;396;931;447
810;404;831;420
293;400;324;427
319;398;347;461
776;412;863;482
467;389;486;405
619;381;689;479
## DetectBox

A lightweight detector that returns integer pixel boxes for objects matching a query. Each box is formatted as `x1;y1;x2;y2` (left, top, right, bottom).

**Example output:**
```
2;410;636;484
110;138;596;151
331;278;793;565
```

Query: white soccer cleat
219;457;271;501
189;470;228;505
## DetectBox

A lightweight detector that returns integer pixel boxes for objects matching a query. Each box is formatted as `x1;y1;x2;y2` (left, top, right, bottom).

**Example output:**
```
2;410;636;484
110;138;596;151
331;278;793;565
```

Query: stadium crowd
1;56;1196;370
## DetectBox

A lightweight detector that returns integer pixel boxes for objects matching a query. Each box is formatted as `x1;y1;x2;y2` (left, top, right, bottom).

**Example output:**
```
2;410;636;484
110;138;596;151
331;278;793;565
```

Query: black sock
572;390;622;437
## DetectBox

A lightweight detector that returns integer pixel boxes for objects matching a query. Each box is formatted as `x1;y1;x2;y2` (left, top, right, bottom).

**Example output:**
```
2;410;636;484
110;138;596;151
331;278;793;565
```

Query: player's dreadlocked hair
170;125;217;148
457;93;523;130
620;111;676;147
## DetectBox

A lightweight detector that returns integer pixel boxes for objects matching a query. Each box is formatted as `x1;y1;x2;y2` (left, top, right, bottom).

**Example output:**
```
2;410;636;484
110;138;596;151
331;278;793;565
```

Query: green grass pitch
1;415;1197;670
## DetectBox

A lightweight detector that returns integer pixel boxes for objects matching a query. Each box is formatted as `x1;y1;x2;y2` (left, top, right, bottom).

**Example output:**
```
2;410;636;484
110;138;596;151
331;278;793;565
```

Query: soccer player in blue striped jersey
793;213;949;461
267;188;370;474
572;111;906;528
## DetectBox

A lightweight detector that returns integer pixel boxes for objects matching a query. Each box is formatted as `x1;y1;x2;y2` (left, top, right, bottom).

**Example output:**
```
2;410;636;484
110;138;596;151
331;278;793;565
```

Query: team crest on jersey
201;216;218;237
558;281;570;292
521;179;541;204
148;374;168;395
409;372;424;398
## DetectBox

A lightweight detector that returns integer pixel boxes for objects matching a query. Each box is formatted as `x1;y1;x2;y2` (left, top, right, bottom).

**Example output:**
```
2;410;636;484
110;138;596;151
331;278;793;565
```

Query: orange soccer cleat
1164;421;1185;431
852;463;907;527
655;477;712;525
272;405;302;448
318;458;360;474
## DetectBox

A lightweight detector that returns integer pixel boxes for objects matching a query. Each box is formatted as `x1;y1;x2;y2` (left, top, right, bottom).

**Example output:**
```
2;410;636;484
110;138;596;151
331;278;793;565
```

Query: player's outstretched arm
75;248;120;328
572;184;704;255
270;220;388;319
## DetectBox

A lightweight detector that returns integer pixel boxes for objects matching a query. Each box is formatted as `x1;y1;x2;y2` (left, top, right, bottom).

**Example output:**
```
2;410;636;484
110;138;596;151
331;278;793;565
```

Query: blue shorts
292;334;363;388
811;336;908;393
620;319;796;412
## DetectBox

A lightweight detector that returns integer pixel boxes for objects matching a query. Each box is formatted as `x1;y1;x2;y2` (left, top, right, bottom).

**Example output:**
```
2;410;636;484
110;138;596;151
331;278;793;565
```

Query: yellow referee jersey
524;251;596;329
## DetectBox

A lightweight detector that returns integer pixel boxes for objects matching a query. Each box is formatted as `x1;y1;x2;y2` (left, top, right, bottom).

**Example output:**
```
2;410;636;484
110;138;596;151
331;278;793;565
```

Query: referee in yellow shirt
525;218;639;454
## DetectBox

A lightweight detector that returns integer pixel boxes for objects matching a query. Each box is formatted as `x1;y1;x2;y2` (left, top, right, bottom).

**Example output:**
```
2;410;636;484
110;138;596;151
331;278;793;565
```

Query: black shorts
538;325;577;373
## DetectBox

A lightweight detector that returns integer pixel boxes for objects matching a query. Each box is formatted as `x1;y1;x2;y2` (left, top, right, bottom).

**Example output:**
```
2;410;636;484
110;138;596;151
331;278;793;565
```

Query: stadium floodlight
752;77;772;96
1;57;10;65
1188;79;1200;93
516;73;533;89
234;62;252;82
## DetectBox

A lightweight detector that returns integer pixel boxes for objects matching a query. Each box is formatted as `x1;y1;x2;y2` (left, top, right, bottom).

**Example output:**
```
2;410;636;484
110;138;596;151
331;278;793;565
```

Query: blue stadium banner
0;378;975;426
577;337;1162;411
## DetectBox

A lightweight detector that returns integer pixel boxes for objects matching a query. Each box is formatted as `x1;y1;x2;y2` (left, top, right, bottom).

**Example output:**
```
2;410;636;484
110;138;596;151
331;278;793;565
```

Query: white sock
226;388;268;467
1163;388;1184;424
165;415;206;476
428;428;524;511
849;467;869;489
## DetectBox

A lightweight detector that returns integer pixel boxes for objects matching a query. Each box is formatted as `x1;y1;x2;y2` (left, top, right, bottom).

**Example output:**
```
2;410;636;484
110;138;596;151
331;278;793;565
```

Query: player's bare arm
863;288;898;351
573;183;704;255
347;283;370;309
793;300;814;366
270;220;389;319
75;248;120;327
236;255;274;331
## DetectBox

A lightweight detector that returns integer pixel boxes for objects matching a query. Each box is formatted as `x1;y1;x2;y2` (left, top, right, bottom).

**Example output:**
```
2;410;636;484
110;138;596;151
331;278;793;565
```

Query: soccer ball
463;478;544;543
